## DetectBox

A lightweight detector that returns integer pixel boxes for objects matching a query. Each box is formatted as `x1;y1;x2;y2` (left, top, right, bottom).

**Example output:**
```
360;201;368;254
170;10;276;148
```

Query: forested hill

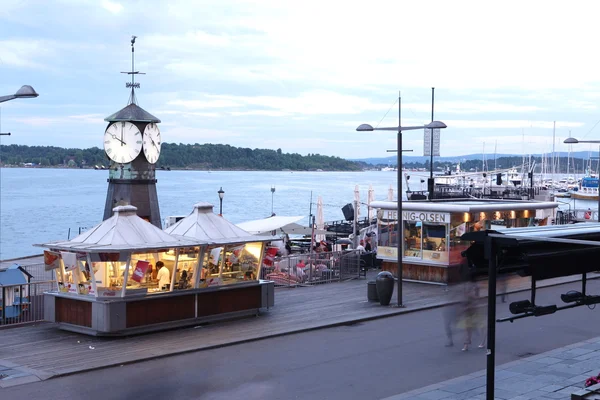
0;143;364;171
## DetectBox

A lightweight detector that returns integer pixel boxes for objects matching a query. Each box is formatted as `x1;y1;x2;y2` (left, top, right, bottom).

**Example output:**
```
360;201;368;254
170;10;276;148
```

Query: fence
261;250;362;287
0;280;55;327
21;262;55;282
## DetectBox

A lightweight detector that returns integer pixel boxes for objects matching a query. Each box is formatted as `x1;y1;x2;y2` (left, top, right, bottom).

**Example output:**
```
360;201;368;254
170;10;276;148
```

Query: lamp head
356;124;374;132
425;121;447;129
15;85;39;99
564;137;579;144
218;187;225;200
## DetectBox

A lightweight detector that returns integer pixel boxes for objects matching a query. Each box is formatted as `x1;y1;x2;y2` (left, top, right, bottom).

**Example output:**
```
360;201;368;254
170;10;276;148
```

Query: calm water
1;168;591;261
0;168;412;260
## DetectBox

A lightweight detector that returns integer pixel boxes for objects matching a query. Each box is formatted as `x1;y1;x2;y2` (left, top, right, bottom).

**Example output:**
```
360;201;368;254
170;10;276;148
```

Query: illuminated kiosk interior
370;199;558;284
40;204;275;336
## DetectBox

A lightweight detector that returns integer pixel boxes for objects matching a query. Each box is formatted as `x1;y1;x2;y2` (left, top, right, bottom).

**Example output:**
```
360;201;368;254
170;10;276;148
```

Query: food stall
370;199;558;284
40;205;275;336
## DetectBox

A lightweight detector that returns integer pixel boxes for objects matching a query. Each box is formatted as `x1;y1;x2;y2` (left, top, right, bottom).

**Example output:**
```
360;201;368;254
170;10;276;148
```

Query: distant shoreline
0;165;364;172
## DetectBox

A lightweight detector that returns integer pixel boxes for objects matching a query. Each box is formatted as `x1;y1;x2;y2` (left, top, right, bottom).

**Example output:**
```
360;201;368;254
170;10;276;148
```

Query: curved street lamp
357;93;447;307
0;85;39;104
217;187;225;216
564;137;600;222
0;85;39;136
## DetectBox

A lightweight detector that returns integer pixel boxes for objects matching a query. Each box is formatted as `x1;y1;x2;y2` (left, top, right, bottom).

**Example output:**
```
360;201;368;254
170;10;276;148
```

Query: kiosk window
403;221;422;258
422;224;446;252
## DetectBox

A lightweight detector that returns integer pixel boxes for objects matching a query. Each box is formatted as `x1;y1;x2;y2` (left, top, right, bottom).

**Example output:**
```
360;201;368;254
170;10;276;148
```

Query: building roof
36;205;201;252
370;199;559;213
0;264;32;286
104;103;161;123
165;202;275;245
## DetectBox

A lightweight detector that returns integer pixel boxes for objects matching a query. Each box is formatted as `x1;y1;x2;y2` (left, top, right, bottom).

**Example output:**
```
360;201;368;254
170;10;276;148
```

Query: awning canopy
165;202;275;245
35;205;201;253
237;216;329;236
237;216;303;235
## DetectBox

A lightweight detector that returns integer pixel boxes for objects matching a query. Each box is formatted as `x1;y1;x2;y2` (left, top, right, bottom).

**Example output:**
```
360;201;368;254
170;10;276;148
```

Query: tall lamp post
564;137;600;222
0;85;39;136
217;187;225;216
271;185;276;216
357;92;447;306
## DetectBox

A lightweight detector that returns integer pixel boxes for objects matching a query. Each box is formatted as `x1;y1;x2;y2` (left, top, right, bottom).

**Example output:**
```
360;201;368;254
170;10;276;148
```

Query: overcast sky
2;0;600;159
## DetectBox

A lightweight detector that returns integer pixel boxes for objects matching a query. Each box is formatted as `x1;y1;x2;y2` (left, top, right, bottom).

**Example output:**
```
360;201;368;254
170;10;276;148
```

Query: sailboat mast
552;121;556;178
494;140;497;171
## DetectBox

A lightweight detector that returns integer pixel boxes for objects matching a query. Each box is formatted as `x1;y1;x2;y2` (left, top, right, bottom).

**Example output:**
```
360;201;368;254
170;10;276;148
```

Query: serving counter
44;280;274;336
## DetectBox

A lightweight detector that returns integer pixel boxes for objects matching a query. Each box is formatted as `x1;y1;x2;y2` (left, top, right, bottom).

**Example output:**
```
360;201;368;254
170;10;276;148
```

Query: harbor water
0;168;593;261
0;168;412;260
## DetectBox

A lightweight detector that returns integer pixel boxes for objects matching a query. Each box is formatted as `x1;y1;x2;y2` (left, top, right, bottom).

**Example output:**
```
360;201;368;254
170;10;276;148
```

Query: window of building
403;221;422;258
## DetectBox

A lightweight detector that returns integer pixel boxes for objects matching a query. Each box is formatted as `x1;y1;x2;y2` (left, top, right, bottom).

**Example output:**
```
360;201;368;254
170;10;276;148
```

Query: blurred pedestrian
457;280;486;351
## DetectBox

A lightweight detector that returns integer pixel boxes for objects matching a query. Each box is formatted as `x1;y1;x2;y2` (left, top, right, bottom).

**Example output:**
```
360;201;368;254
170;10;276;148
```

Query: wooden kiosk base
381;261;463;285
44;281;274;336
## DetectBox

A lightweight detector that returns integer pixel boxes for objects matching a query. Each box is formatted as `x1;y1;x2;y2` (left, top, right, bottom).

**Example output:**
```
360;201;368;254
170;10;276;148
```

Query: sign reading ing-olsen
385;211;450;223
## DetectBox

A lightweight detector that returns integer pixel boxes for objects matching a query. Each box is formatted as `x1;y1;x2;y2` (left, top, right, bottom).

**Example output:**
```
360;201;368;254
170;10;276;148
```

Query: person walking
458;280;486;351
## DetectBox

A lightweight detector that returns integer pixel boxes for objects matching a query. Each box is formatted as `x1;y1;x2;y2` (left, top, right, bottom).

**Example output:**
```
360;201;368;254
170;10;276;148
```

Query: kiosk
41;205;275;336
369;199;558;284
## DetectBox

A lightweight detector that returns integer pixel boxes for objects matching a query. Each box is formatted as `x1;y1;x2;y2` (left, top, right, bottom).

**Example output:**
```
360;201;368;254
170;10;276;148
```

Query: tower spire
121;35;145;105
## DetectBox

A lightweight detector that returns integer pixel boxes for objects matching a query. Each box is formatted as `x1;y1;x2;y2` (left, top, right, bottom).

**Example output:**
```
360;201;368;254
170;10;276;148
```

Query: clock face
143;123;161;164
103;122;143;164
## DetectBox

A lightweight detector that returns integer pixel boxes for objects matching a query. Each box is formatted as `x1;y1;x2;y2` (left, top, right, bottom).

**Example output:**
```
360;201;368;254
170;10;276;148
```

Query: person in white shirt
355;239;366;254
156;261;171;290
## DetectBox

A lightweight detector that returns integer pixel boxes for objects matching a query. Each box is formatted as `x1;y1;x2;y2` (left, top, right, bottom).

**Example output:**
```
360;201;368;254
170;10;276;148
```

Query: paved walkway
383;336;600;400
0;269;598;398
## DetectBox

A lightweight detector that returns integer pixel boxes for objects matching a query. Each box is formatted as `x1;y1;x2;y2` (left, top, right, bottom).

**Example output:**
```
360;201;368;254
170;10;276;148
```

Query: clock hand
110;133;126;145
120;124;124;146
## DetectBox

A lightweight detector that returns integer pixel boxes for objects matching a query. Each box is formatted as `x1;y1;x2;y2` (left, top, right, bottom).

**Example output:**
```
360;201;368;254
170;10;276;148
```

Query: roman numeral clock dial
103;122;142;163
143;123;161;164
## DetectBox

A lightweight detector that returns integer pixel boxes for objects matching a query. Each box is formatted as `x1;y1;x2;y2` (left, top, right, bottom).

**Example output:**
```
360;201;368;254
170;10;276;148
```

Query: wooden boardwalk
0;269;595;388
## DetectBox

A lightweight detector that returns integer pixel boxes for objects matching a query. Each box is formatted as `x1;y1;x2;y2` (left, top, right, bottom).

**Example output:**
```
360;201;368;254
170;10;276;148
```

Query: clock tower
103;36;163;228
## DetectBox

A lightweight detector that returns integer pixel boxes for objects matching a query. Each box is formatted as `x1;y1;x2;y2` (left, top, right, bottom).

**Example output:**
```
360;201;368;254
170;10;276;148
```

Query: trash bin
375;271;395;306
367;281;379;302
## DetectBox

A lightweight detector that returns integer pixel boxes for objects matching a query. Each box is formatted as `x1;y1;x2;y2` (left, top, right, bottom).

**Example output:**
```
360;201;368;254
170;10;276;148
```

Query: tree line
0;143;365;171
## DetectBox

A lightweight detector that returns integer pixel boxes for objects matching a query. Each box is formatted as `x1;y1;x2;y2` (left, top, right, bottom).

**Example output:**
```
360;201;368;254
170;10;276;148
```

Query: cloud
11;113;105;127
101;0;123;14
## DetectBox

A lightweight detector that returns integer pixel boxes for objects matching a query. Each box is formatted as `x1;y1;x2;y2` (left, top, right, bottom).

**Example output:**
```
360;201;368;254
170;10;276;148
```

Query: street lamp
217;187;225;216
0;85;39;104
564;137;600;222
0;85;39;136
271;186;276;216
357;92;447;307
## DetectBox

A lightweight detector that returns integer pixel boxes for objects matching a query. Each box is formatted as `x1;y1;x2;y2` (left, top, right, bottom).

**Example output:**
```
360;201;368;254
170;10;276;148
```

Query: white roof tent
237;215;330;236
36;205;202;252
165;202;274;245
370;199;559;213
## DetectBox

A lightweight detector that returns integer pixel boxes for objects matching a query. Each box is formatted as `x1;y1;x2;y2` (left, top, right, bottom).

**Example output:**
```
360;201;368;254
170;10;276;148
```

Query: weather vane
121;35;145;105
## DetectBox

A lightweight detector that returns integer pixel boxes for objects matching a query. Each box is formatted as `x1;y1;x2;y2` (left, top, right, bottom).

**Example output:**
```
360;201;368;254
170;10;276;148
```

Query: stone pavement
383;336;600;400
0;270;598;391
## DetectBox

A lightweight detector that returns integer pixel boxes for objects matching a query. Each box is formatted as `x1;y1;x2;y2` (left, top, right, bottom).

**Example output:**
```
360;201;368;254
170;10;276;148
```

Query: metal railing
261;250;362;287
0;280;55;327
22;263;55;282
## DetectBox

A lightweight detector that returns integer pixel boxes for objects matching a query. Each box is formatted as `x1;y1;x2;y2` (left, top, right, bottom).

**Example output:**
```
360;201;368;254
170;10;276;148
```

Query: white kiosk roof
165;202;274;245
36;205;201;252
